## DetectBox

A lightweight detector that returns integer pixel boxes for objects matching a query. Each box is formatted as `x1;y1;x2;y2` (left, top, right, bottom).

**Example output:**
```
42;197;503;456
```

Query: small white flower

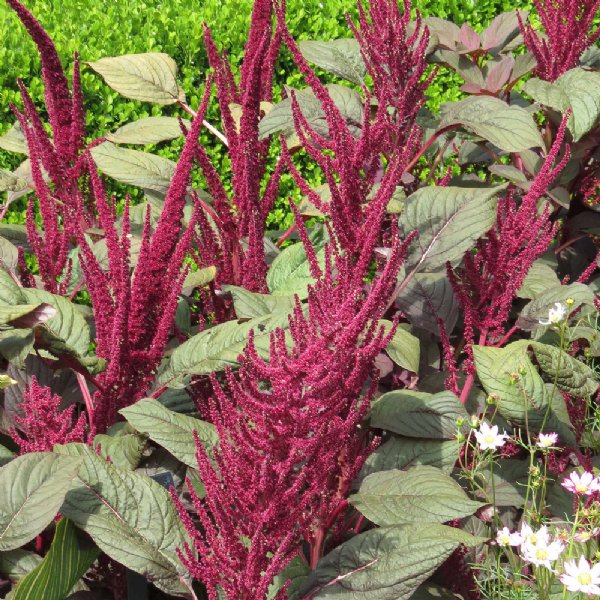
474;422;509;451
538;302;567;325
496;526;522;547
520;523;551;547
537;432;559;449
521;536;564;569
561;471;600;496
560;555;600;595
574;528;599;543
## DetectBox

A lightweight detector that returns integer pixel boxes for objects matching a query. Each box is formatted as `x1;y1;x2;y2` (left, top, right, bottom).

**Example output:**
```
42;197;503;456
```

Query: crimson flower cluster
172;227;413;599
6;0;207;431
446;115;570;397
519;1;600;82
10;376;87;453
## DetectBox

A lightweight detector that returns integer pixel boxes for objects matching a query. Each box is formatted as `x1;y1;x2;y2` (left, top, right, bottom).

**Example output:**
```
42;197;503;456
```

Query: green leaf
480;11;526;55
258;84;363;141
159;312;291;388
472;344;576;447
0;170;27;194
517;283;594;330
93;423;147;470
0;304;55;327
0;123;28;155
0;550;42;584
517;261;561;299
120;397;217;468
86;53;185;105
440;96;543;151
181;266;217;294
0;271;26;305
267;241;324;298
293;524;486;600
268;555;311;600
400;185;505;272
380;321;420;372
299;39;366;85
359;437;460;481
90;142;176;195
54;443;191;596
396;272;459;336
106;116;188;145
370;390;467;439
222;285;296;319
524;68;600;141
0;453;82;551
22;289;90;357
11;519;99;600
470;459;529;507
349;466;483;526
528;341;599;397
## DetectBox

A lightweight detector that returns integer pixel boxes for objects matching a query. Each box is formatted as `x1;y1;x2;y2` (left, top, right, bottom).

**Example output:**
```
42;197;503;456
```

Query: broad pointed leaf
299;39;366;85
400;185;505;272
440;96;543;151
120;398;217;468
54;443;191;596
0;453;82;551
350;466;483;526
90;142;176;195
106;116;188;145
87;53;185;105
370;390;467;439
293;524;486;600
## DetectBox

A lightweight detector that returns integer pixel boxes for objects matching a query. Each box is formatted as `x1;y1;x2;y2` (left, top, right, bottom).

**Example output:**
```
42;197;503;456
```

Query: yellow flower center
578;573;592;586
536;548;548;560
484;434;496;445
575;483;589;493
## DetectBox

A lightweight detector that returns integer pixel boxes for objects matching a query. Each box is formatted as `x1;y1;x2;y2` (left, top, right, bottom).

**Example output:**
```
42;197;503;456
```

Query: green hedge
0;0;532;228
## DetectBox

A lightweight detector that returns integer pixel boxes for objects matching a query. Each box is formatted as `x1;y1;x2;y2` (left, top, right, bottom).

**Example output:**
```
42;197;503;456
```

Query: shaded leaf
396;272;459;336
380;321;420;372
359;436;460;482
517;261;561;299
93;423;146;470
370;390;467;439
22;289;90;357
0;123;28;155
293;524;486;600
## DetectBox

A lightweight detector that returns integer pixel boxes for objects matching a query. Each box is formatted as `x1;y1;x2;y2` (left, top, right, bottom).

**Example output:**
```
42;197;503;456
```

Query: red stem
404;125;460;174
459;329;488;405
